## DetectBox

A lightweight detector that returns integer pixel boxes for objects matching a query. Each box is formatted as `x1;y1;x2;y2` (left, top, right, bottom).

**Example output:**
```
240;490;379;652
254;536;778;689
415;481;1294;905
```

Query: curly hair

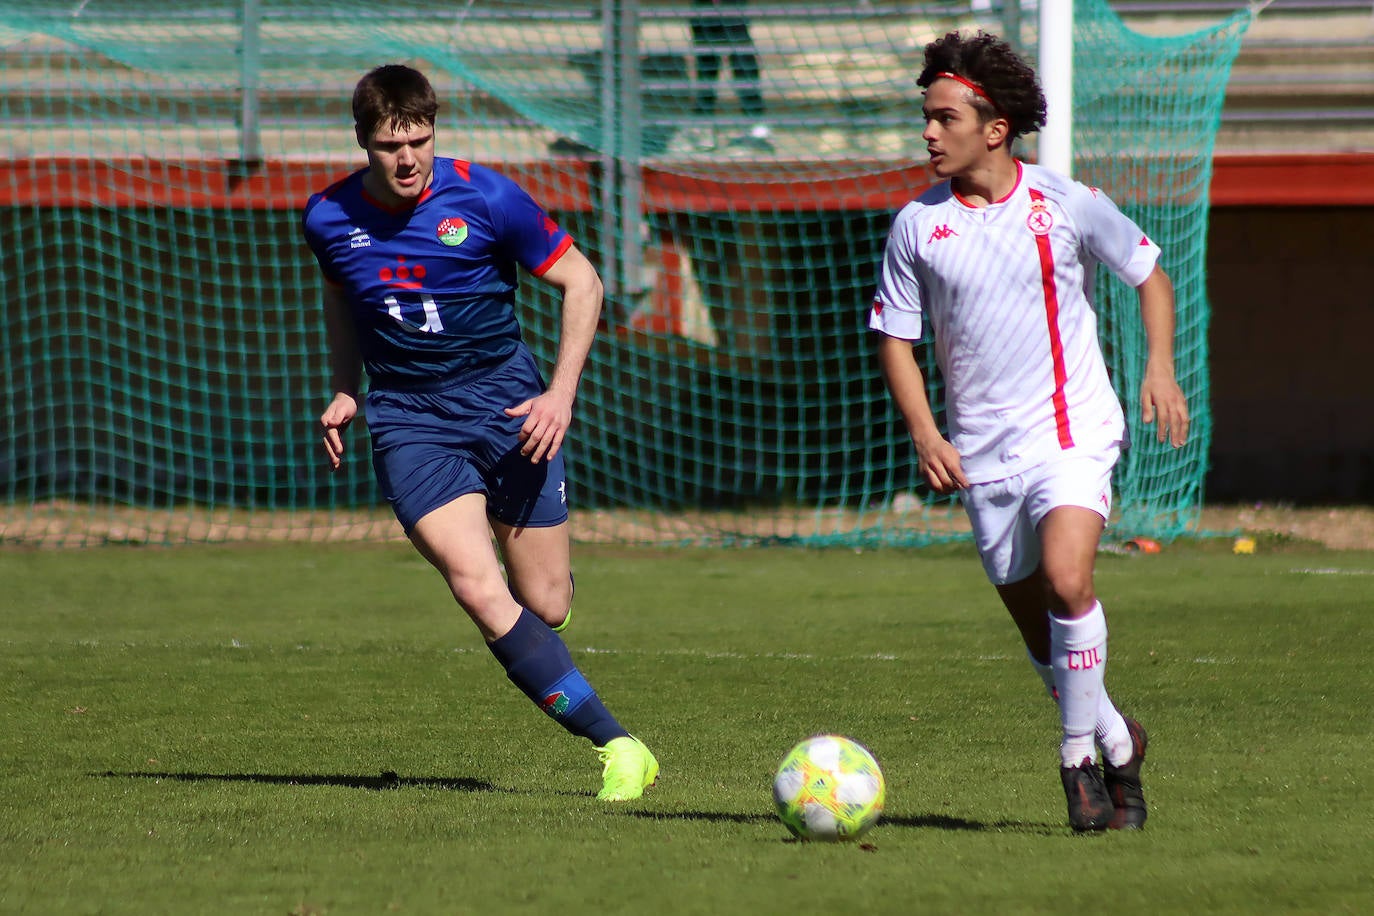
352;64;440;147
917;30;1047;141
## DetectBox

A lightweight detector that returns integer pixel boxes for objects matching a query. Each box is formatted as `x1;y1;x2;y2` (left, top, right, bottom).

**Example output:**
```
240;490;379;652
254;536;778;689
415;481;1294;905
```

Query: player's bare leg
996;572;1052;663
492;519;657;800
492;517;573;631
1039;506;1149;829
1037;506;1102;617
413;495;655;799
997;557;1146;830
409;492;524;640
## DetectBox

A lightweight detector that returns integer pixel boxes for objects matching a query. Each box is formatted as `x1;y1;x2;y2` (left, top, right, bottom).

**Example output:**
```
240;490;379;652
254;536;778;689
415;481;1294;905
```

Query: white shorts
962;446;1120;586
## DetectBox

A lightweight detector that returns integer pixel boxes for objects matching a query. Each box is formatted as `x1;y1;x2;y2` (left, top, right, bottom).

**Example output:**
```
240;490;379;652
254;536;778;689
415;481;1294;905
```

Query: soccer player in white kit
870;31;1189;832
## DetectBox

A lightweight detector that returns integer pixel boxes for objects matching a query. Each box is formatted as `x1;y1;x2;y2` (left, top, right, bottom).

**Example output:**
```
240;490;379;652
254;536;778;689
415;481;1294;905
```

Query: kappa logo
347;226;372;249
378;257;426;289
927;224;959;244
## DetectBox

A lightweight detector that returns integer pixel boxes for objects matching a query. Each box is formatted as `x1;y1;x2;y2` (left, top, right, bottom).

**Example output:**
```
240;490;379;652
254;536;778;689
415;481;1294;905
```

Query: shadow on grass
626;810;776;825
881;812;1058;834
627;809;1057;834
94;770;501;792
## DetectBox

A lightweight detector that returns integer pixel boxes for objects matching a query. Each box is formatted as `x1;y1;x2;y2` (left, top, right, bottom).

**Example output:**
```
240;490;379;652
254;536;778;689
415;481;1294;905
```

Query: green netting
0;0;1249;547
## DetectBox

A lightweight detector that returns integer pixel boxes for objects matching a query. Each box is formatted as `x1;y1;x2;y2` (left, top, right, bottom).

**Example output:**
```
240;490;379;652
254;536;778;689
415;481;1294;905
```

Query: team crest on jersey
436;216;469;247
1027;199;1054;235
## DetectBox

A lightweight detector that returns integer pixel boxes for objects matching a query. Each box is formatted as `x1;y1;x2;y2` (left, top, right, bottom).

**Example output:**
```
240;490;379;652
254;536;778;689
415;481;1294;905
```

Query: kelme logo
436;216;468;247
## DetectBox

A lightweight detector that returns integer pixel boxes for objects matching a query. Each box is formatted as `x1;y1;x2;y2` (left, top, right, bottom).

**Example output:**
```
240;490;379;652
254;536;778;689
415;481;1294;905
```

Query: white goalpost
1038;0;1075;176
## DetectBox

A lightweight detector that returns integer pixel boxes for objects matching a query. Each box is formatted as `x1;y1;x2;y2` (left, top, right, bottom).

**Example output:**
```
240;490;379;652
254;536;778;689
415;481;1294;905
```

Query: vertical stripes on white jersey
870;161;1160;483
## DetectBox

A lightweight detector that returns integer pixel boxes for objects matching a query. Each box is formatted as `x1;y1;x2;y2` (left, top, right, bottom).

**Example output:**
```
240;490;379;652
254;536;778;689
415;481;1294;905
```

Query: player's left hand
1140;369;1189;448
505;387;575;463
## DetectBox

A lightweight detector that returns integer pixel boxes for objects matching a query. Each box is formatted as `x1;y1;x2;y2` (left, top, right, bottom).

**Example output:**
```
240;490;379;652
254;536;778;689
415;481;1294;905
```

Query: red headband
934;71;1005;117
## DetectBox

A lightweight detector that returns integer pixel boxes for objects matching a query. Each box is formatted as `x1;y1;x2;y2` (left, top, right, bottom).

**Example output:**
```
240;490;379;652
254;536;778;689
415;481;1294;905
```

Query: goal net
0;0;1251;547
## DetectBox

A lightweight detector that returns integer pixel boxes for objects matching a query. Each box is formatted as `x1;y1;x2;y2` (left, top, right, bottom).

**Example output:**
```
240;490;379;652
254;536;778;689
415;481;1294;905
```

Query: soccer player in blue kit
303;64;657;801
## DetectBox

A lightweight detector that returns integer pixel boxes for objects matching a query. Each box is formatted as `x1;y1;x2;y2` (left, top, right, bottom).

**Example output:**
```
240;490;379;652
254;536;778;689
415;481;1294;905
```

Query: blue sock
488;608;630;747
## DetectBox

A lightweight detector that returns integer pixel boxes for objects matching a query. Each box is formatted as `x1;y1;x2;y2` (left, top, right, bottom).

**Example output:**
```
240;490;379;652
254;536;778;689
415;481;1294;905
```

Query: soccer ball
772;734;885;842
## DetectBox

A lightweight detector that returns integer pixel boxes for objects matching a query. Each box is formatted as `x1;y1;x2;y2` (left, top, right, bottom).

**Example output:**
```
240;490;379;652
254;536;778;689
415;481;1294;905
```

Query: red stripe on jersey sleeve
530;234;574;277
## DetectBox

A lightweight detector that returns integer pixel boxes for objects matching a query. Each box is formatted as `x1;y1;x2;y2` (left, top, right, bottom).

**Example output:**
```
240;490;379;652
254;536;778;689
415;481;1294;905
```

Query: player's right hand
915;435;968;495
319;393;358;471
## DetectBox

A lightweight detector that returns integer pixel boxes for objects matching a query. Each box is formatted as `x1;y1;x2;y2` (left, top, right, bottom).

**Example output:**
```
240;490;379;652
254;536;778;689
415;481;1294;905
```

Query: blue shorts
365;347;570;533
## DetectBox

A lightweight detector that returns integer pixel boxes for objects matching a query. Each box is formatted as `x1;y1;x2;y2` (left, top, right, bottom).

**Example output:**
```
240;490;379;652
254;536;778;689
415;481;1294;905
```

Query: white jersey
870;161;1160;483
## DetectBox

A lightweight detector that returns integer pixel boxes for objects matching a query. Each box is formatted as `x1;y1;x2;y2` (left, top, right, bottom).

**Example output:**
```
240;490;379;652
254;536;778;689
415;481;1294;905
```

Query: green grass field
2;539;1371;914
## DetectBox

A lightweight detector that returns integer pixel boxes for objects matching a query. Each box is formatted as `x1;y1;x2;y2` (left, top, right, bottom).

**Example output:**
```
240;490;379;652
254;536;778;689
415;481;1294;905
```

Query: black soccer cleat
1103;717;1149;830
1060;756;1114;832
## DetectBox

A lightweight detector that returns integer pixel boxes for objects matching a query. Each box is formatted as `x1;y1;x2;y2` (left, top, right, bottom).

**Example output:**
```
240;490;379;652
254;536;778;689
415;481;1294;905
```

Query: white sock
1029;646;1132;766
1050;603;1109;767
1097;695;1132;767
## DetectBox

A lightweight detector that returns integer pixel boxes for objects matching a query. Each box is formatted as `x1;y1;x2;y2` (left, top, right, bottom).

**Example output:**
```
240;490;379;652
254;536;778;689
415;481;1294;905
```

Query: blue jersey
302;158;573;390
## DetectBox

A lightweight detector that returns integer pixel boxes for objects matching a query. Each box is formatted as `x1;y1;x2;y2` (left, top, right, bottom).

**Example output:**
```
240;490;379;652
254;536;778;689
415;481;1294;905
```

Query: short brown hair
352;64;439;146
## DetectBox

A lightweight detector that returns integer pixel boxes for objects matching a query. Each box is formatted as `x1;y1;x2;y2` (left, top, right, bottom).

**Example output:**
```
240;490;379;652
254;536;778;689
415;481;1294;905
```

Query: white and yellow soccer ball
772;734;885;842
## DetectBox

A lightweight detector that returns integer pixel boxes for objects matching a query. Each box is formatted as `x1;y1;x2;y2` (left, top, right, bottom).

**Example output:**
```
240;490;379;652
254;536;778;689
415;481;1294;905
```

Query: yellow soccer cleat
595;736;659;802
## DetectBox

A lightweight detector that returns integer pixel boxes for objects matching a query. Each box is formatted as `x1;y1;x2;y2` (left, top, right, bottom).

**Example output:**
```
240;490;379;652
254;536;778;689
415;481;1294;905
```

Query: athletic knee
524;576;574;628
444;570;517;620
1045;571;1096;615
506;567;572;625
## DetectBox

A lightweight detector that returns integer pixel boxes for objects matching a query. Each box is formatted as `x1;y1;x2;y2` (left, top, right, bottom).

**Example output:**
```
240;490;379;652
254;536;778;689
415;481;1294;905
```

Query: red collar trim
951;160;1023;207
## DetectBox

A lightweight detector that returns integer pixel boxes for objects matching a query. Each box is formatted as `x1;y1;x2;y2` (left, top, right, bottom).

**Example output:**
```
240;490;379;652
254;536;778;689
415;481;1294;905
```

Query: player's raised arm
1136;265;1189;448
504;244;604;463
